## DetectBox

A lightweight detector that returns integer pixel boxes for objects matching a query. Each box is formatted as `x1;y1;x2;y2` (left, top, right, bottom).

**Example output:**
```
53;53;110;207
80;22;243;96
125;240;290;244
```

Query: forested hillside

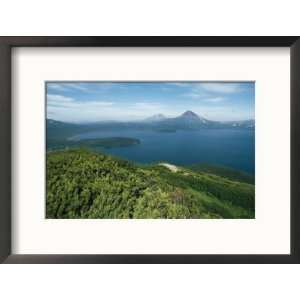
46;149;255;219
187;163;254;184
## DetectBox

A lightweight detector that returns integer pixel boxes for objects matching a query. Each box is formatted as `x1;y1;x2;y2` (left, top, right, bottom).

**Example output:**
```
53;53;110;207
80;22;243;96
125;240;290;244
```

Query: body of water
72;128;255;175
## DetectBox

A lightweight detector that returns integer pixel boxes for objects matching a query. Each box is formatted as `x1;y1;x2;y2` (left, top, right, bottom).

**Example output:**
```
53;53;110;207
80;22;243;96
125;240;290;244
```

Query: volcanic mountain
153;110;214;129
177;110;209;122
180;110;200;118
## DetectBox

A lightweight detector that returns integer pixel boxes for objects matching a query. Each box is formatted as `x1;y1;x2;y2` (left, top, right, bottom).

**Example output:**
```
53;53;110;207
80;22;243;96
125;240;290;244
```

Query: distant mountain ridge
141;111;254;130
144;114;166;122
47;110;254;134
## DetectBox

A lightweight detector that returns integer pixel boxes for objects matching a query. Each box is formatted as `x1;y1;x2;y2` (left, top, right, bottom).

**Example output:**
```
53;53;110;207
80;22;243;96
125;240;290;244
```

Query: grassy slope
46;149;255;219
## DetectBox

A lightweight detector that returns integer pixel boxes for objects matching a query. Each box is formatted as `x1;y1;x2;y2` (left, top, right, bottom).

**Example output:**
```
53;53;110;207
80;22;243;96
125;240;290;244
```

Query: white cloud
47;83;69;92
181;82;246;102
182;92;225;103
133;102;165;111
81;101;114;107
48;94;73;102
203;97;225;103
47;96;181;122
192;105;253;122
47;95;251;122
47;94;74;107
63;83;88;91
199;83;243;94
166;82;245;95
46;81;252;122
47;82;129;94
182;92;203;98
47;94;114;111
47;83;89;92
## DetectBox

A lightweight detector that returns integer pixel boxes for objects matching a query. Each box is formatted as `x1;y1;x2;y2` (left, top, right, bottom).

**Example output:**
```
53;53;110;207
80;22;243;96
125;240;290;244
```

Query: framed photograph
0;37;299;263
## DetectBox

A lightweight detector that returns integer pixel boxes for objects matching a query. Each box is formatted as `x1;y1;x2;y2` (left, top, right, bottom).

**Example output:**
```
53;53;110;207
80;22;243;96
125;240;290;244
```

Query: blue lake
72;128;255;175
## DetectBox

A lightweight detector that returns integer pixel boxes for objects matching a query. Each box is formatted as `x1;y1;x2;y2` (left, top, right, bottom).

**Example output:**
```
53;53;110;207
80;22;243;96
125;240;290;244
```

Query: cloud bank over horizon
46;82;255;123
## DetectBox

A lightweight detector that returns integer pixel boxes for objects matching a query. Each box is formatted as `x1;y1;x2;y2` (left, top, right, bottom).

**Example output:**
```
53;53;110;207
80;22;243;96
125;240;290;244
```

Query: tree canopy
47;149;255;219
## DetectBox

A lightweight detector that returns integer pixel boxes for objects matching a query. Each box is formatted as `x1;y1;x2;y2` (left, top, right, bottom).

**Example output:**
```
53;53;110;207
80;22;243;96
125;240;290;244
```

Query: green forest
46;149;255;219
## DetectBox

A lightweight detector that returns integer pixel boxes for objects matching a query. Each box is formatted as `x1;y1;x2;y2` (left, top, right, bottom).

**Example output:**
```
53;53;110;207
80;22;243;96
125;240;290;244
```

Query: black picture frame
0;36;299;264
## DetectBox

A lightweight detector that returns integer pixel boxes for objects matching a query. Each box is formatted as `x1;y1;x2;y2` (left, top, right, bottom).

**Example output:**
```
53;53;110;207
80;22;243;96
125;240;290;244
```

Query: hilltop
47;149;255;219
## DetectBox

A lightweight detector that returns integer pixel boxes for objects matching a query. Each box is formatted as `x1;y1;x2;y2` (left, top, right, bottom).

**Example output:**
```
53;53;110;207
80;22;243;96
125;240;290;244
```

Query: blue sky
46;82;255;123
